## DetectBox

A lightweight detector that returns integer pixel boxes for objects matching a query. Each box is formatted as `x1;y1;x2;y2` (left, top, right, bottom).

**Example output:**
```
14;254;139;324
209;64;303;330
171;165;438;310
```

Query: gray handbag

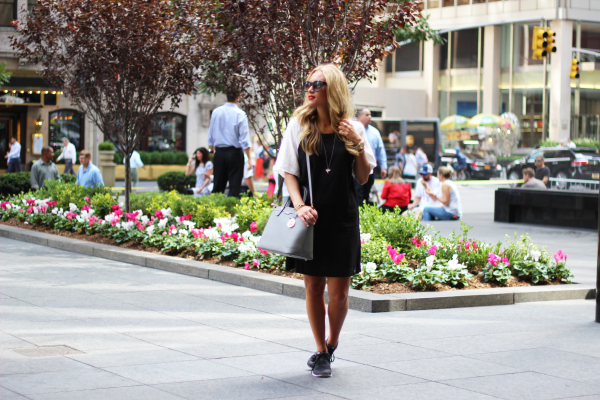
257;147;314;260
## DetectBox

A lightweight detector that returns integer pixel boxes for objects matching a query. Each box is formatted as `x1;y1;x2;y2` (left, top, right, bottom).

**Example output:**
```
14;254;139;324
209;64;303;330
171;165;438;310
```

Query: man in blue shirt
453;146;467;178
207;89;252;198
76;150;104;187
355;109;387;206
5;136;22;173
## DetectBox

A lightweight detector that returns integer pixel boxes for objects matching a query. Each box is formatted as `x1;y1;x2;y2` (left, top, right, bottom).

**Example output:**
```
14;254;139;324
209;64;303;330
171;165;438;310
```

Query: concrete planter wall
98;150;116;187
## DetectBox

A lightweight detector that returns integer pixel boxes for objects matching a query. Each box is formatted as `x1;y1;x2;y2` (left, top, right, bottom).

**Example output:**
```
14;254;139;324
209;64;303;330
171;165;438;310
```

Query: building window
49;110;84;151
147;113;186;152
440;29;482;70
442;0;453;6
395;42;420;72
0;0;16;26
27;0;38;9
580;24;600;51
427;0;440;7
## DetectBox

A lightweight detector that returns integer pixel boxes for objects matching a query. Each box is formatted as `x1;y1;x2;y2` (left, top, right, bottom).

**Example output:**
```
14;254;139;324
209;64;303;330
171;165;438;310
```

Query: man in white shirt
567;138;576;148
124;150;146;191
407;164;442;218
57;137;77;175
5;136;21;173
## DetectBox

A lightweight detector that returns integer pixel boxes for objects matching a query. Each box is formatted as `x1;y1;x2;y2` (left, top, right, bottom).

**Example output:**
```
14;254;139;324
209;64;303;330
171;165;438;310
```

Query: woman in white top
422;166;462;221
185;147;213;197
403;148;418;178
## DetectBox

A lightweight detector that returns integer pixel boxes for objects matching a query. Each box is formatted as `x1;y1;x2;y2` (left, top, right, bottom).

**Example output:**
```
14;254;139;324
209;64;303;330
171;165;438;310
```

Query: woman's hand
296;206;318;227
425;187;436;200
338;120;362;146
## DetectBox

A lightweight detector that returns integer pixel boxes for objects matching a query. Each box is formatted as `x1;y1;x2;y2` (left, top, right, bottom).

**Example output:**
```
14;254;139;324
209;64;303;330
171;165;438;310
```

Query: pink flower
40;206;48;214
88;216;98;227
553;249;567;263
154;210;164;220
168;225;178;235
111;204;121;212
253;258;260;267
220;235;226;244
0;201;10;210
411;236;422;247
487;252;501;267
47;200;57;207
231;232;239;242
65;211;77;221
162;232;167;236
113;209;123;217
84;197;91;204
244;262;250;270
258;248;268;256
126;211;140;222
393;253;406;264
26;207;33;214
191;229;204;238
428;245;437;256
26;199;35;206
81;205;91;212
250;222;258;233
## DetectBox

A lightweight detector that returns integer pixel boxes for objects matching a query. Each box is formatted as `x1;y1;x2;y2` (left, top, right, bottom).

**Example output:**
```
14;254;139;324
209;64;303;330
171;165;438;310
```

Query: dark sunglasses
304;80;327;92
535;159;543;162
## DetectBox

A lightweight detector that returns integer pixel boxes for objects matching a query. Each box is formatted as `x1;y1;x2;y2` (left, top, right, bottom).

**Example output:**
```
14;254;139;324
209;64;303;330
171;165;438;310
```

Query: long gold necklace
322;134;336;174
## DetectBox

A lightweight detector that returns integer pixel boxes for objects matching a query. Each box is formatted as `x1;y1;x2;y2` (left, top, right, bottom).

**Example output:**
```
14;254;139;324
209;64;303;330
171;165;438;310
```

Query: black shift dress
285;133;361;277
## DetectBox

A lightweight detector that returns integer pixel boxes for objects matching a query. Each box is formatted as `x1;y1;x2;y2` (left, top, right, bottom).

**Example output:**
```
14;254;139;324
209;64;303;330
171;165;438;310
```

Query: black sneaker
311;351;331;377
307;342;337;369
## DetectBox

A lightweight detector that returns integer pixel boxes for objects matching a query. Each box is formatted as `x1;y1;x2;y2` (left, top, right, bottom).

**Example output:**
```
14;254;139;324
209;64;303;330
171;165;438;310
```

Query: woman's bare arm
284;172;318;227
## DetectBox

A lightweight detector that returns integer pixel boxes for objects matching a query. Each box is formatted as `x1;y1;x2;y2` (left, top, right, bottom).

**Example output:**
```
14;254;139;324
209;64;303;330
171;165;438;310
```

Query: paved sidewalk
1;237;600;400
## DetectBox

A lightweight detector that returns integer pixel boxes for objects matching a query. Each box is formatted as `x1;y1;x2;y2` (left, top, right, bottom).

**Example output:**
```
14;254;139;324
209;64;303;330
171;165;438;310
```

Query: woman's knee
327;285;349;304
305;277;326;296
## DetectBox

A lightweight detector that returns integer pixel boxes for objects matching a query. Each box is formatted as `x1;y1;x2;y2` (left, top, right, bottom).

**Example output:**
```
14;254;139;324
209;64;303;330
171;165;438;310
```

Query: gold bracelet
294;204;305;211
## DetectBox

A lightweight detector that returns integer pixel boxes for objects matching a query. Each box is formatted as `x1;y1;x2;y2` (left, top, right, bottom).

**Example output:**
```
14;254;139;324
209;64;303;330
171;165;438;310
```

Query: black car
440;151;501;180
507;147;600;184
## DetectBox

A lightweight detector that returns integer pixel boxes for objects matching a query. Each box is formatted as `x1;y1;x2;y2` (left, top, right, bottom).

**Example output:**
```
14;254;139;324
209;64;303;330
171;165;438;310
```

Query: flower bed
0;183;573;292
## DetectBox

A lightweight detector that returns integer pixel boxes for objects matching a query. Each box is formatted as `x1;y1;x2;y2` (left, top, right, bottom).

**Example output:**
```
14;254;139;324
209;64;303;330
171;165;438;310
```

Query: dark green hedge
114;151;189;165
157;171;196;194
1;172;78;198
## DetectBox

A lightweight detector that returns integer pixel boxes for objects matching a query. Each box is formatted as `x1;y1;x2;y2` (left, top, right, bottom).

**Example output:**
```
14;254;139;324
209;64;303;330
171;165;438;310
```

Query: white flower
242;231;253;240
183;220;196;230
426;255;436;270
249;235;260;244
365;262;377;272
146;224;155;236
52;208;59;215
447;254;465;271
530;249;541;262
238;241;257;253
423;235;433;245
178;229;189;237
119;201;125;208
133;210;142;220
5;203;11;210
360;233;372;243
161;208;172;218
76;215;84;223
69;203;78;212
141;216;149;225
33;207;39;215
204;228;220;241
158;218;169;229
121;221;134;230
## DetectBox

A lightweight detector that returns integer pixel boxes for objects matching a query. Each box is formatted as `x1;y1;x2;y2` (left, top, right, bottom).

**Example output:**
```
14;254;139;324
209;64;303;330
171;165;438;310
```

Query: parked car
440;150;502;180
506;147;600;185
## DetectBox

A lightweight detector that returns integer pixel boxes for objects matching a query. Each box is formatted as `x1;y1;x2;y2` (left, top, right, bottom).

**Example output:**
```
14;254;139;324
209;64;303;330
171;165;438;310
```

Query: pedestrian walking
76;150;104;187
30;146;60;190
57;137;76;175
403;148;418;180
185;147;214;197
208;89;252;198
415;147;428;171
274;63;376;378
124;150;146;191
354;108;387;206
5;136;21;173
395;146;406;169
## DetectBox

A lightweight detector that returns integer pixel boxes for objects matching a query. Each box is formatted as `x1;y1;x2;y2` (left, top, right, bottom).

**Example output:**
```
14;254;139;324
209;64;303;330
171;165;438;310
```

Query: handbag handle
277;139;314;215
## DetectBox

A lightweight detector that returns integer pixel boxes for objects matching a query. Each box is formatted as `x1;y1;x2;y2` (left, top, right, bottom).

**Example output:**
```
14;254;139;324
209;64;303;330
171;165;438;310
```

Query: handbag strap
305;138;313;207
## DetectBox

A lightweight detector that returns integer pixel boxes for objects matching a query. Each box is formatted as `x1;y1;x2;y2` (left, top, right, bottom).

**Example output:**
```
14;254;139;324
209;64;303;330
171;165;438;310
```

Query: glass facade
49;110;84;151
146;113;186;152
0;0;15;26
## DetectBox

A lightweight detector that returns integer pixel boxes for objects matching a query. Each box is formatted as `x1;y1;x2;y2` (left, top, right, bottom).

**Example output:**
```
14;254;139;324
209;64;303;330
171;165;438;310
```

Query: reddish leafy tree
198;0;422;162
11;0;205;211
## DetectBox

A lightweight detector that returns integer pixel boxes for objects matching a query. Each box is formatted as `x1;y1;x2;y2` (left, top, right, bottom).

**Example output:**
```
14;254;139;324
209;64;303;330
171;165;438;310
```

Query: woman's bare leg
304;275;327;352
326;277;351;346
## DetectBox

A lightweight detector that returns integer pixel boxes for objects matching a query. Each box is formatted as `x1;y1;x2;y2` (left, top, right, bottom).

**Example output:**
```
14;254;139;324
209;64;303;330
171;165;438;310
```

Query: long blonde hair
387;166;405;185
293;64;357;156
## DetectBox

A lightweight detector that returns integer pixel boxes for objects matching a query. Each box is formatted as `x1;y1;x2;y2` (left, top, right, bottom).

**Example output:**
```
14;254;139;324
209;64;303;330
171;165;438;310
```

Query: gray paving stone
155;375;318;400
0;386;30;400
334;342;452;364
373;355;523;381
344;381;500;400
0;365;138;395
443;371;600;400
0;298;68;323
15;330;152;351
0;333;36;350
104;359;255;384
0;349;90;375
468;348;600;384
27;385;185;400
171;336;297;359
65;346;200;368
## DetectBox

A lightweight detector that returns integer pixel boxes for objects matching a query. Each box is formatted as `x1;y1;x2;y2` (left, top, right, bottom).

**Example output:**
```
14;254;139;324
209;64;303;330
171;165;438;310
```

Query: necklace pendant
326;168;331;174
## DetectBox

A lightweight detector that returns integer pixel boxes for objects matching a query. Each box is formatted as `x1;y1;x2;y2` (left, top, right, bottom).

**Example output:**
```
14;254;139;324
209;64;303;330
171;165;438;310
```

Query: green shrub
0;172;31;197
539;138;600;149
178;200;230;228
186;193;240;215
157;171;195;194
113;152;124;164
130;192;160;214
361;235;389;266
146;190;182;215
98;141;114;151
41;180;113;211
175;151;189;165
234;193;273;233
90;192;118;217
161;152;176;165
61;174;76;184
138;151;150;165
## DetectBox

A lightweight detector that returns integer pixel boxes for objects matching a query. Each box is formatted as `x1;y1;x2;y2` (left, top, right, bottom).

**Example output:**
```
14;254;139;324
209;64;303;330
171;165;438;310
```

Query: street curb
0;224;595;313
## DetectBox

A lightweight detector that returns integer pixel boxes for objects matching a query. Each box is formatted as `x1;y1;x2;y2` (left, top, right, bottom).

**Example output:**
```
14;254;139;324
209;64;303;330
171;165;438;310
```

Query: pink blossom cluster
0;201;11;210
65;211;77;221
553;250;567;263
126;211;140;221
88;216;99;227
191;228;205;238
81;205;92;212
250;222;258;233
458;238;478;252
219;232;244;244
26;199;36;206
488;252;509;267
412;236;426;248
244;259;261;270
428;245;438;256
178;214;192;223
387;245;406;264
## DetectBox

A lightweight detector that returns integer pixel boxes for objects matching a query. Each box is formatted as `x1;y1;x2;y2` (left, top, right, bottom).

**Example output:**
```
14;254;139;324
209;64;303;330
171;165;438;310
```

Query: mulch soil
1;218;564;293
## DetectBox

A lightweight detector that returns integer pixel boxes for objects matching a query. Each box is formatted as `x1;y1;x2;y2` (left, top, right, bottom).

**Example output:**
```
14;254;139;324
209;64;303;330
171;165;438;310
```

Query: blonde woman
423;166;463;221
274;64;376;378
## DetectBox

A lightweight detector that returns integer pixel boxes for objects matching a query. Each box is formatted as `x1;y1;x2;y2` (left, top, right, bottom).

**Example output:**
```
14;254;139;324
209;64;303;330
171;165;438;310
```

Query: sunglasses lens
303;81;311;91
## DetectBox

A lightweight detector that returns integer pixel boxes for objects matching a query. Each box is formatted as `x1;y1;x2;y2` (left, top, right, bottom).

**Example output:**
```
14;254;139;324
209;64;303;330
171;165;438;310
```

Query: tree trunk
125;153;131;213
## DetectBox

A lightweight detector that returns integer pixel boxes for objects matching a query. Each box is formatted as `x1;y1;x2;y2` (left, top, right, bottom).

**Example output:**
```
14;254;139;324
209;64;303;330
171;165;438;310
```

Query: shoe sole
311;371;331;377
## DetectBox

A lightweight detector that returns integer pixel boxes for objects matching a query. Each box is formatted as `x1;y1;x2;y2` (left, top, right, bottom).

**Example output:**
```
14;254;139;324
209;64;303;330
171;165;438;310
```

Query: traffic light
544;29;557;54
570;58;580;79
532;27;547;60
